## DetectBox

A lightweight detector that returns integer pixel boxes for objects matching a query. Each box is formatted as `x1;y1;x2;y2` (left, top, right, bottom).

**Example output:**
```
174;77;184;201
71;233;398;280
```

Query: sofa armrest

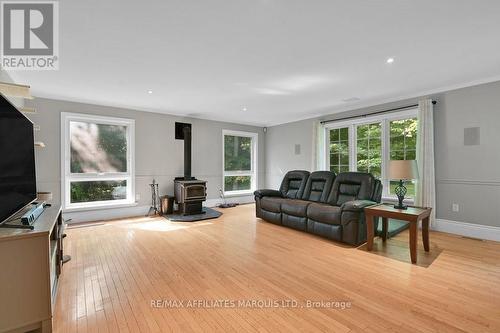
340;200;377;245
341;200;377;212
254;189;283;199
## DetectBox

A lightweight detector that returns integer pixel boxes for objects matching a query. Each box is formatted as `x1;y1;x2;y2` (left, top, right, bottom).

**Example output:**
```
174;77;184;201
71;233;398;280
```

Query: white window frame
324;108;417;201
61;112;135;211
222;129;258;196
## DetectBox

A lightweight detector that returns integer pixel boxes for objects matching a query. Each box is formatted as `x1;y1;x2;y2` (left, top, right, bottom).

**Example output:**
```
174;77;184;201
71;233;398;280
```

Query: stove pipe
183;125;191;180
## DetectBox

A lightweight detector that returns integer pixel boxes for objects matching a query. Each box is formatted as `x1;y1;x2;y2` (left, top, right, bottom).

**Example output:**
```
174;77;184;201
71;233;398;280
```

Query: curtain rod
320;100;437;125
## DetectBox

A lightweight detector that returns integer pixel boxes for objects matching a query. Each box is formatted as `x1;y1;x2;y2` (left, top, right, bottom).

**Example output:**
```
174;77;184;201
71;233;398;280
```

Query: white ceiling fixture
6;0;500;126
147;90;153;94
386;58;395;64
242;107;247;112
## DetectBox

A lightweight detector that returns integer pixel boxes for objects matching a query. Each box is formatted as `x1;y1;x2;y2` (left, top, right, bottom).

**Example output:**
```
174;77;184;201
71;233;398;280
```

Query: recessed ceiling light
242;107;247;111
147;90;153;94
386;57;395;64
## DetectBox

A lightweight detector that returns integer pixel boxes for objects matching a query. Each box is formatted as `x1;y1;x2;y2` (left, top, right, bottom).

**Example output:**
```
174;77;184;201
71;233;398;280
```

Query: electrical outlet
452;203;459;212
135;194;141;202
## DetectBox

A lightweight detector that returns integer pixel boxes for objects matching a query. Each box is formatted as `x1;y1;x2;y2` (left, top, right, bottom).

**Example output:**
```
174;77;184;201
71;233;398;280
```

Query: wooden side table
364;204;432;264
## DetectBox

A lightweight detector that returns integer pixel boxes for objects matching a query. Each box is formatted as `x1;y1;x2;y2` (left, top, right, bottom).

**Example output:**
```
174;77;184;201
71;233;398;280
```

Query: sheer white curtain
415;99;436;225
312;120;326;171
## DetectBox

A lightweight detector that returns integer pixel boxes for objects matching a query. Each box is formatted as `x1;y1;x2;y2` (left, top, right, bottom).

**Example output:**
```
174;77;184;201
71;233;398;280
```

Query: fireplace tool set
146;179;160;216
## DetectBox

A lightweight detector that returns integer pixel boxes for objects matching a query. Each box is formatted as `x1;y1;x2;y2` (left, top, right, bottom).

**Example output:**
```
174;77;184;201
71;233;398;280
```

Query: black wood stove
174;123;207;215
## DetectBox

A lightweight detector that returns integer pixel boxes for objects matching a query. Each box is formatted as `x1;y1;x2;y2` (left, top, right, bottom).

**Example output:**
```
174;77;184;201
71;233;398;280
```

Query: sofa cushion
327;172;375;206
282;214;307;231
307;220;342;241
260;210;282;225
281;199;311;217
307;203;342;225
260;197;286;213
301;171;336;202
279;170;310;199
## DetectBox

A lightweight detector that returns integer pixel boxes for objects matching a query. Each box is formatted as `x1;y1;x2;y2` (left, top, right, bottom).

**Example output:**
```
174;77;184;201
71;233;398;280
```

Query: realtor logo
1;1;59;70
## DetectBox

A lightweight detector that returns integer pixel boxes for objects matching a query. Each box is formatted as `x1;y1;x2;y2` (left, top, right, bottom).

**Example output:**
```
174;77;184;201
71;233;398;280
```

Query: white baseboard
64;196;256;223
64;205;150;224
204;195;255;207
433;219;500;242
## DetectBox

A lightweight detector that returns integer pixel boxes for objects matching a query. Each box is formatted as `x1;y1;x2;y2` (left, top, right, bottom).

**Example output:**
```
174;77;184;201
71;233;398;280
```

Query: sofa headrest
328;172;375;205
301;171;336;203
279;170;310;199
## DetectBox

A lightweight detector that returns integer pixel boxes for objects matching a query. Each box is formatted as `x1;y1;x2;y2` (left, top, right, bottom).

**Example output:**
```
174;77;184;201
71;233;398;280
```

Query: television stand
0;204;64;333
0;222;34;230
0;202;50;230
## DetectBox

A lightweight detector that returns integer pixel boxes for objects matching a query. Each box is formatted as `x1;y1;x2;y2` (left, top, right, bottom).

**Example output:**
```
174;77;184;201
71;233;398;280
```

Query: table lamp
389;160;418;210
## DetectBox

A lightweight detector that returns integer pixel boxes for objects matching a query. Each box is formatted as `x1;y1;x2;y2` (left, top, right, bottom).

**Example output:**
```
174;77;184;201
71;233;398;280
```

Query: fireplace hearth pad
164;207;222;222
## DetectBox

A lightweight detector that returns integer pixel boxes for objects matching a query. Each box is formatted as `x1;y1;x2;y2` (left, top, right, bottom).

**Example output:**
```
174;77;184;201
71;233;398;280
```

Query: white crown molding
267;74;500;127
433;219;500;242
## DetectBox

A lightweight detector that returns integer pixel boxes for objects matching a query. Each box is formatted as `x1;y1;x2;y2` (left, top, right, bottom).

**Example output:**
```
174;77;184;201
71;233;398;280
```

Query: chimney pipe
183;125;191;180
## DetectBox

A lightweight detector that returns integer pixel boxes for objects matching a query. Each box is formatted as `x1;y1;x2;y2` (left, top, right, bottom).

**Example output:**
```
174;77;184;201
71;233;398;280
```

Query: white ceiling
7;0;500;126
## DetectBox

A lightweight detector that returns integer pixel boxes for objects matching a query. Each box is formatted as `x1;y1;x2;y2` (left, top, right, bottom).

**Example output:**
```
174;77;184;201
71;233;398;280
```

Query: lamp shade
389;160;419;180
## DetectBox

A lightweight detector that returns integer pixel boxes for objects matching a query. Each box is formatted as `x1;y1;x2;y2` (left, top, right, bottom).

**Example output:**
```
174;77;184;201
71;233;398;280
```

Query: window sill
63;201;138;213
381;196;415;205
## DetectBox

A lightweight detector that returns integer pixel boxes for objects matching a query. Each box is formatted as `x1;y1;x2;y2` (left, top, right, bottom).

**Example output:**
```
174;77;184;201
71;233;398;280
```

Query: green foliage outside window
328;117;418;197
69;121;129;204
224;176;251;191
329;127;349;174
357;122;382;178
224;136;251;171
70;122;128;173
71;180;127;203
224;135;253;191
389;118;418;197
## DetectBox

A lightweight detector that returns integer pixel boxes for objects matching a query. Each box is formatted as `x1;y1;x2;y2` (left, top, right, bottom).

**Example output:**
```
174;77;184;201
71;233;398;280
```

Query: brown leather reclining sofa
254;170;382;245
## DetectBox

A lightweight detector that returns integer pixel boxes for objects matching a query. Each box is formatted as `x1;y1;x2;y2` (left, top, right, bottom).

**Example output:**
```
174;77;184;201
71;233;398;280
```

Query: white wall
5;66;500;231
266;80;500;229
26;97;265;222
265;119;314;189
434;82;500;227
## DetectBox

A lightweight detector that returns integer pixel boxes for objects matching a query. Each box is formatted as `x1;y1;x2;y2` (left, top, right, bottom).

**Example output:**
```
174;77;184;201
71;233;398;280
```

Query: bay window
61;113;135;210
325;109;418;199
223;130;258;195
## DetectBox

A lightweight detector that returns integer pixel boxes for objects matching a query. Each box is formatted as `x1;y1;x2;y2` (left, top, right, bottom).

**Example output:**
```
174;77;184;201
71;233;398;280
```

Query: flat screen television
0;93;37;224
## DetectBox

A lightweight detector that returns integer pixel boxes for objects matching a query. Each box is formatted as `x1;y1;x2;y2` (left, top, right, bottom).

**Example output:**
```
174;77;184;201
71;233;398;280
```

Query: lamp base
394;180;408;210
393;204;408;210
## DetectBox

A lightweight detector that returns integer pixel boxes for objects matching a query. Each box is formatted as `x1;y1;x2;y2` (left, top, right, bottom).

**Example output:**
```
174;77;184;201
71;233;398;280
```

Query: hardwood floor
54;204;500;332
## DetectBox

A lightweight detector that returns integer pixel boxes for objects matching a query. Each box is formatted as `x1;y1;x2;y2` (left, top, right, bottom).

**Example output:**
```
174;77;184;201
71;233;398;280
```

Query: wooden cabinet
0;205;63;333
